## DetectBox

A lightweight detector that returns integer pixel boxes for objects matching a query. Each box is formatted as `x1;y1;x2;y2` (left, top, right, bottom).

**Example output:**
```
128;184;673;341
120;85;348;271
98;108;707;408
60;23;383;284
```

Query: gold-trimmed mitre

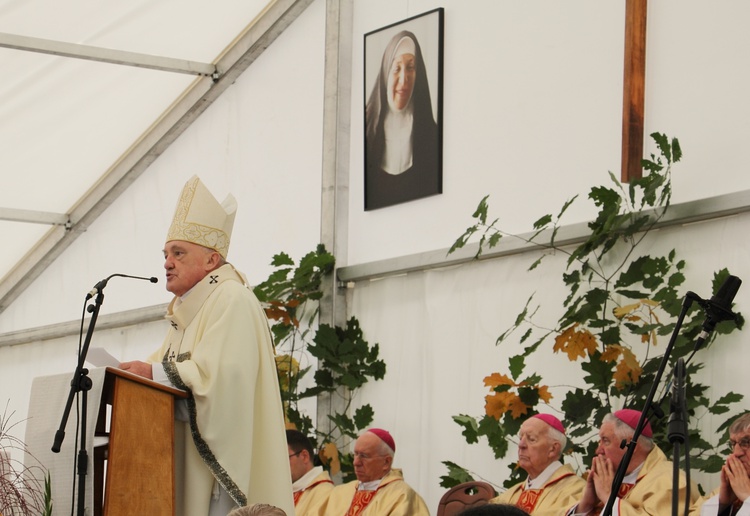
165;175;237;259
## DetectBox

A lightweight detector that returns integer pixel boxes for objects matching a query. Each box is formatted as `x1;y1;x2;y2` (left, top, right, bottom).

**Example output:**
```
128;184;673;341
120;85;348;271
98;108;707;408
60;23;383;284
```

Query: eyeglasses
288;451;302;459
729;438;750;450
353;452;386;461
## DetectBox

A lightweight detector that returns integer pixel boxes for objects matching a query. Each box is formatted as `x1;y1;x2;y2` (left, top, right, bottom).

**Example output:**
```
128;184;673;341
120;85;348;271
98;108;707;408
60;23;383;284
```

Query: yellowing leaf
641;298;659;307
612;347;642;389
485;391;517;419
600;344;622;363
264;305;291;324
508;395;531;419
484;372;515;388
275;353;299;374
642;329;658;346
275;354;300;392
553;324;598;361
265;300;301;327
537;385;553;403
614;303;640;319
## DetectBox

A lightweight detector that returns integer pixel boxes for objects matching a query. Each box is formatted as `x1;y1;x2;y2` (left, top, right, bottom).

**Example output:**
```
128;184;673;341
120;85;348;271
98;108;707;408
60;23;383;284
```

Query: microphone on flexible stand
54;272;159;515
86;273;159;300
688;275;741;352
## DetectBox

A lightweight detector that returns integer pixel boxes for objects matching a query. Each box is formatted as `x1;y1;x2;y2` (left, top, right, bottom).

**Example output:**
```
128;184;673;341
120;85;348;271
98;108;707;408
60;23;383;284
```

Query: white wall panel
349;212;750;510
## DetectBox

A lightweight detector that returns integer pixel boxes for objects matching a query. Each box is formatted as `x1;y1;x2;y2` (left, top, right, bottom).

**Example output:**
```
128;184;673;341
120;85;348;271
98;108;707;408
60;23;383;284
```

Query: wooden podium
95;367;187;516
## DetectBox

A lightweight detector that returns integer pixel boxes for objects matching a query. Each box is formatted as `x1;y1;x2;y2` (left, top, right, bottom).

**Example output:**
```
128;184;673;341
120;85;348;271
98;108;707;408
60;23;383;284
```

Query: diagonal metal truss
0;0;315;314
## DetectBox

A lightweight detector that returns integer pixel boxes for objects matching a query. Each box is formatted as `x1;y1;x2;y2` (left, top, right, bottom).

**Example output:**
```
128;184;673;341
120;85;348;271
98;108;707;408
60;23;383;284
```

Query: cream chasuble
491;463;585;515
147;264;294;516
323;469;429;516
689;485;750;516
294;468;334;516
568;447;698;516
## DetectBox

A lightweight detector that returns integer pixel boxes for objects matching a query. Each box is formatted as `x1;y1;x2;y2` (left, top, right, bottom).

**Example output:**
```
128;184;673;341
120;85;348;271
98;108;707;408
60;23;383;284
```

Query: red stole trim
345;480;400;516
618;483;635;498
515;471;576;512
294;478;335;506
516;488;542;512
345;491;378;516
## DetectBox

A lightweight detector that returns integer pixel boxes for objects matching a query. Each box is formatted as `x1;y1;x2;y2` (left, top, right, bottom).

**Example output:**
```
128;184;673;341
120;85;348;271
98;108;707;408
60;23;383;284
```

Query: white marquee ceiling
0;0;313;314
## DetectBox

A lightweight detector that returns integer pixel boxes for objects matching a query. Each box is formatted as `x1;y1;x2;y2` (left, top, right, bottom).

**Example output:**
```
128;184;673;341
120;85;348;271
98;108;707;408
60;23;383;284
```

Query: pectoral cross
621;0;647;182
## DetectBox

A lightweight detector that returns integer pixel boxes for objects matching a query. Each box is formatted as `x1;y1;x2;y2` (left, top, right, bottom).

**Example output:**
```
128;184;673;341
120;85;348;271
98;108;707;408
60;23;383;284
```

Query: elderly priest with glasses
323;428;428;516
691;413;750;515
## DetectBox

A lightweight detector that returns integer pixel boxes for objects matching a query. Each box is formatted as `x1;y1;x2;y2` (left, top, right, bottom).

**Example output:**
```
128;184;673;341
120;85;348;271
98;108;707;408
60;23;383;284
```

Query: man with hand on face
568;408;697;515
691;413;750;515
323;428;429;516
120;176;293;516
490;414;584;515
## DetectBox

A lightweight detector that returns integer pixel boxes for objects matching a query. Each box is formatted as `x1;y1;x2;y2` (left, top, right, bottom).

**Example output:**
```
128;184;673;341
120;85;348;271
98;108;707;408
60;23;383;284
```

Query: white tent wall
0;0;327;333
0;0;326;461
349;212;750;511
347;1;750;265
0;0;749;514
342;0;750;513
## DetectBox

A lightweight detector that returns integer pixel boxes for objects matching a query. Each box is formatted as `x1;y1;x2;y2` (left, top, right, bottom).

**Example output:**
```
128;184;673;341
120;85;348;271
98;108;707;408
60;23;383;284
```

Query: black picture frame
364;8;444;211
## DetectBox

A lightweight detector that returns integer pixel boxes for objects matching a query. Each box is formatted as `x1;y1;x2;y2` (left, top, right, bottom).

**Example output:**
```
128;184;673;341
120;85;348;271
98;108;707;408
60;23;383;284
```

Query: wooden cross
621;0;647;182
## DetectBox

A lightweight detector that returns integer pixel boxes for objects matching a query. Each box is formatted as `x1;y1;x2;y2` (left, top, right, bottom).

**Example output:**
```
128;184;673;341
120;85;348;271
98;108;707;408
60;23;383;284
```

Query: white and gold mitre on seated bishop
165;175;237;259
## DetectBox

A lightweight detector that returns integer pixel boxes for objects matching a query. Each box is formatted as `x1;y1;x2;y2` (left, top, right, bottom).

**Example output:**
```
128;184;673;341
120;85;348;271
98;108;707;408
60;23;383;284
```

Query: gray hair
729;413;750;435
546;425;568;455
604;413;654;451
374;436;395;459
228;504;287;516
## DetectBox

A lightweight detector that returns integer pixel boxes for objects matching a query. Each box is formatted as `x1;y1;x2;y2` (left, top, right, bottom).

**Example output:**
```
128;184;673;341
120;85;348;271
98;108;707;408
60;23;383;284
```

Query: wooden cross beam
621;0;647;182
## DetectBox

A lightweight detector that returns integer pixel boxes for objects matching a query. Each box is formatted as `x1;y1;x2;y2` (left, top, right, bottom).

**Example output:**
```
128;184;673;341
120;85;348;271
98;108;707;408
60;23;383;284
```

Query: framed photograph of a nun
364;8;444;211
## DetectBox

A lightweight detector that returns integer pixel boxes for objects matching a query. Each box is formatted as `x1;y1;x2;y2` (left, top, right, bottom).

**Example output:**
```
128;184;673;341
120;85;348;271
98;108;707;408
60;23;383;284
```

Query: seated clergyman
490;414;584;515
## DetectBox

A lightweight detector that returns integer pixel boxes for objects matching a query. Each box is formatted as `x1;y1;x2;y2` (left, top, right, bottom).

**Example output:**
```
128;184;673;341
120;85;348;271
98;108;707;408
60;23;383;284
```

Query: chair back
436;480;496;516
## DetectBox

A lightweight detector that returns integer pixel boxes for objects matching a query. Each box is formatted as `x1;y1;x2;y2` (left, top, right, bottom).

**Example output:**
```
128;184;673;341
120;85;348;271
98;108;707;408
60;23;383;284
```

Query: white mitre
165;175;237;259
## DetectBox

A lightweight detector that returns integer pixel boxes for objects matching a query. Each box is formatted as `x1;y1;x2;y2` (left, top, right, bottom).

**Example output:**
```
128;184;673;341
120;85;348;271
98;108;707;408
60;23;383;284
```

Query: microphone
667;357;687;444
704;275;742;324
691;275;742;352
86;273;159;300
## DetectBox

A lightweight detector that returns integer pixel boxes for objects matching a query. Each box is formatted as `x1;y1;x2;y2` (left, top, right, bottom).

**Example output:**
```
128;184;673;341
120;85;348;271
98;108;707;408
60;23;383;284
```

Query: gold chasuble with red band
516;487;543;513
568;447;699;516
324;469;429;516
491;464;585;516
295;478;334;505
617;483;635;498
345;490;378;516
294;470;335;516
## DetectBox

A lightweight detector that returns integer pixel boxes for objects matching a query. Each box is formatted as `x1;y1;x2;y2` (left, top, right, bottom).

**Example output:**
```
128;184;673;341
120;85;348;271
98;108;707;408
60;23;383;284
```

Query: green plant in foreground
441;133;744;490
43;472;53;516
253;244;386;481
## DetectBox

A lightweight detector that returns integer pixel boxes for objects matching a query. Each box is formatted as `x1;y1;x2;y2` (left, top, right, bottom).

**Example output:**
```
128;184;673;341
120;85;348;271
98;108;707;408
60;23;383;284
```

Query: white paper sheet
85;347;120;368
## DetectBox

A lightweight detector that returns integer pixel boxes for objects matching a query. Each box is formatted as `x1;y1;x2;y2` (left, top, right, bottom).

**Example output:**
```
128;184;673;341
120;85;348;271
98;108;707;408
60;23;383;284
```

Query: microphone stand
667;357;687;516
51;287;106;516
601;294;694;516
